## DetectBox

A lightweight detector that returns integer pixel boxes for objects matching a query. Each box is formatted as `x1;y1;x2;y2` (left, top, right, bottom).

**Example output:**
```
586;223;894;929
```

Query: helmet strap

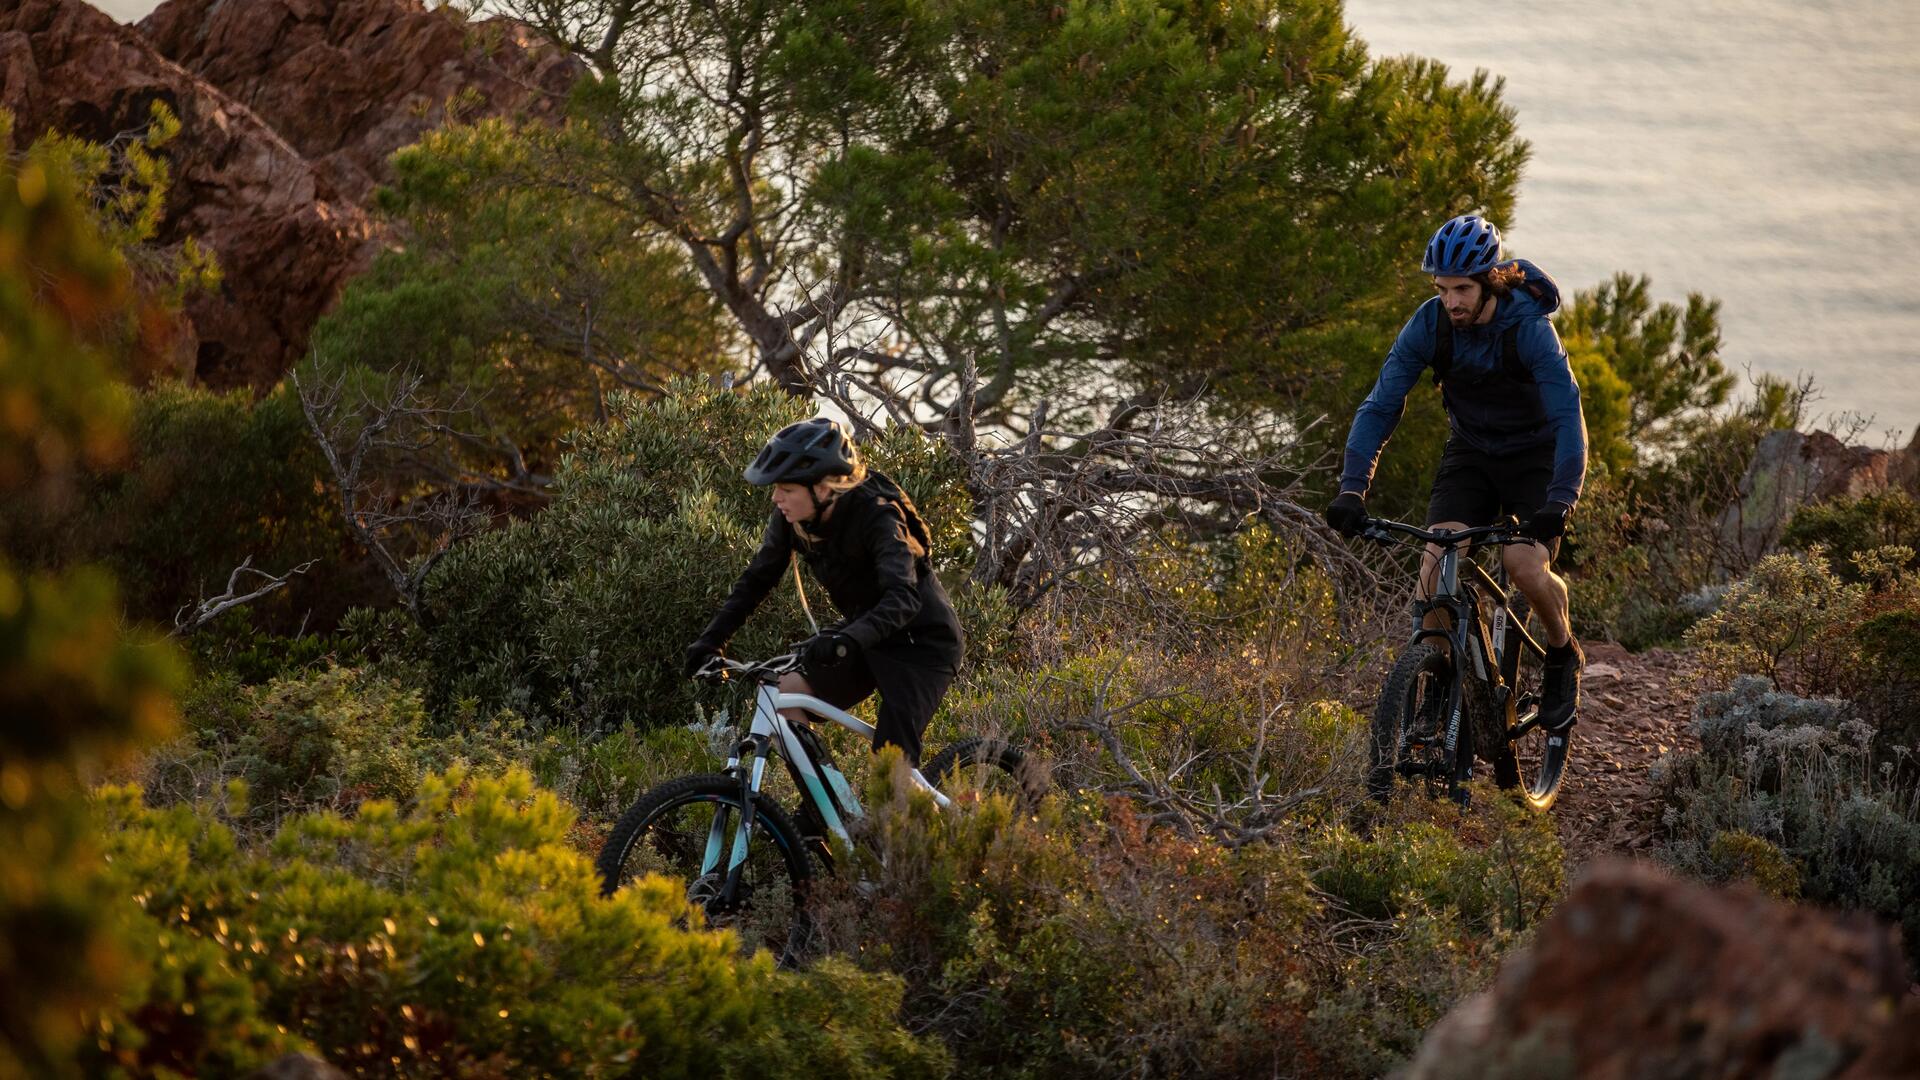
803;483;837;528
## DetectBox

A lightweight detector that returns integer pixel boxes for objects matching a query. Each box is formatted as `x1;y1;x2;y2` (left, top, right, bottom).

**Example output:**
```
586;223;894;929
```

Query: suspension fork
711;730;775;906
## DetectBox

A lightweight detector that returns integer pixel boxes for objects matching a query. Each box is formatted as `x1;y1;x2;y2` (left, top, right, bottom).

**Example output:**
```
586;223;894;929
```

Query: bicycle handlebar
1357;516;1537;549
692;651;803;685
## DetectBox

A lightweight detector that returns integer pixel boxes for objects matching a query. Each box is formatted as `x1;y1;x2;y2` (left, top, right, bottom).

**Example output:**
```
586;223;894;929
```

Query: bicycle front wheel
596;773;814;962
1370;643;1457;803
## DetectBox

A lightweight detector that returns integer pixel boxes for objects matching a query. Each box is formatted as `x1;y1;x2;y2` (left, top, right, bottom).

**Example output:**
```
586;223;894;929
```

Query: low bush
810;755;1562;1079
1684;544;1920;744
1;383;348;628
89;768;947;1077
1302;789;1565;1076
1654;677;1920;970
141;665;525;826
1782;491;1920;581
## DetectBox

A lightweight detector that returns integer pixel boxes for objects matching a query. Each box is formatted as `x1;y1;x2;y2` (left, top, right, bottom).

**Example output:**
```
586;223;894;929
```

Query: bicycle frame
1388;524;1549;779
701;673;952;905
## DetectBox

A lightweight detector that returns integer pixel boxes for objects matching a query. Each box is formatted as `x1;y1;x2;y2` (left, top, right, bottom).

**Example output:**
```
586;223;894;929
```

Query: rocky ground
1551;641;1702;867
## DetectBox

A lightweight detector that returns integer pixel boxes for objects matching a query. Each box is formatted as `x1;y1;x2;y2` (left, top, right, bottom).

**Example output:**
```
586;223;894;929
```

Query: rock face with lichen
0;0;579;389
1402;858;1919;1080
139;0;579;205
1719;429;1920;568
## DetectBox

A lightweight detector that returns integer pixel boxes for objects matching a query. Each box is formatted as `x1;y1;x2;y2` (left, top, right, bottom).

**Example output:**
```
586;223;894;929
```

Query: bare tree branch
294;360;494;621
171;556;318;637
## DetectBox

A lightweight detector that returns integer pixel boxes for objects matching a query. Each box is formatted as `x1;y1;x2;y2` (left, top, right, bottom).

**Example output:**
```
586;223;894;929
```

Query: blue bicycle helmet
1421;215;1503;276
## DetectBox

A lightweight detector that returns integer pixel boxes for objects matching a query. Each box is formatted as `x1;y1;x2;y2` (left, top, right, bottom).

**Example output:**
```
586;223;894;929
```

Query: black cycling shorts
798;629;961;767
1426;438;1555;543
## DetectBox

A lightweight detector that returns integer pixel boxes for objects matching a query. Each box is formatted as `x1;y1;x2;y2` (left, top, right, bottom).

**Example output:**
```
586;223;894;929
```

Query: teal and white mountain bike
595;651;1043;962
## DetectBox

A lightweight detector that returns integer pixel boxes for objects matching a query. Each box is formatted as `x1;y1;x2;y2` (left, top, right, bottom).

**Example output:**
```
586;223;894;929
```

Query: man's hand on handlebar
1324;491;1368;536
1521;501;1571;543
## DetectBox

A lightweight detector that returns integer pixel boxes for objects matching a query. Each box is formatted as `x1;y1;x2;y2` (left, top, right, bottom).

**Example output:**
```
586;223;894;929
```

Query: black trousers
801;628;962;767
1426;439;1561;559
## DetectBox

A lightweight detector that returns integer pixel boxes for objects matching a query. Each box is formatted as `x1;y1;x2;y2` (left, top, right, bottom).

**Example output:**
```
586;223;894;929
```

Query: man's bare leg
1501;540;1572;648
1502;538;1581;727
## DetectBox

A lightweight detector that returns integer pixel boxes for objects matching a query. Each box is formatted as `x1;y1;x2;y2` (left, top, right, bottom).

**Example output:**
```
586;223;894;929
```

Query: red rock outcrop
1718;428;1920;568
1403;859;1919;1079
139;0;579;204
0;0;375;387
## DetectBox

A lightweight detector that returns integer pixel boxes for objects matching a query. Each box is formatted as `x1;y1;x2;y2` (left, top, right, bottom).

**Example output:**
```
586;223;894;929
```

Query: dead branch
170;556;317;637
293;361;493;621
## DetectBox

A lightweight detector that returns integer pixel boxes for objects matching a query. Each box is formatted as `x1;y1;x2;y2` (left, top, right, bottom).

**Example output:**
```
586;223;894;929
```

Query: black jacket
696;472;963;654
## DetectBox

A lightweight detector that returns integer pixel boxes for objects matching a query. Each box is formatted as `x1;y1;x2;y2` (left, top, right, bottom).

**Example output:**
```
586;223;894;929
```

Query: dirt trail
1550;642;1703;866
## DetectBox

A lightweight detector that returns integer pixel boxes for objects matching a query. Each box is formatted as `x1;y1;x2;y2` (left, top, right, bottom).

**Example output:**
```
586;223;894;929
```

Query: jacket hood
1493;258;1561;324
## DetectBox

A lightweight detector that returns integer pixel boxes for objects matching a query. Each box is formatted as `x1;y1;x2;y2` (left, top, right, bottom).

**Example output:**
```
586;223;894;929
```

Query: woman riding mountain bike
683;417;964;770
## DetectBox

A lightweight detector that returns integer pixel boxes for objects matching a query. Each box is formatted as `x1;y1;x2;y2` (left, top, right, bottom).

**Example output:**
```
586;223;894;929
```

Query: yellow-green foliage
1707;830;1802;899
1303;788;1565;1075
1685;547;1868;694
0;110;188;1077
90;768;946;1078
1685;544;1920;728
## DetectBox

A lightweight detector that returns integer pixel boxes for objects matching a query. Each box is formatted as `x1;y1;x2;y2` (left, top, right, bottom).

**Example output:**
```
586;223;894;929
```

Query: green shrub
1302;789;1565;1075
1783;491;1920;581
1706;830;1802;899
422;383;978;731
0;116;191;1078
1684;549;1867;695
1684;544;1920;743
144;665;527;825
90;767;947;1078
1;383;346;628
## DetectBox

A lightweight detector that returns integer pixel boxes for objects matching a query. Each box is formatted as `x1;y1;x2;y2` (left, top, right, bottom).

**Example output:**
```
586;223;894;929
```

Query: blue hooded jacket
1339;259;1588;509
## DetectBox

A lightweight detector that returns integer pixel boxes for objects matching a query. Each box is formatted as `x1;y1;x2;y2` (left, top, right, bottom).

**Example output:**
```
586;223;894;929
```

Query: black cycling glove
683;639;723;679
802;630;857;670
1523;501;1571;542
1324;491;1368;536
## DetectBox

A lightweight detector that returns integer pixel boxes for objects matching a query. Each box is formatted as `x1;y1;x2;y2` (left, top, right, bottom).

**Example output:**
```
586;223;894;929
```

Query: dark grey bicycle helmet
743;418;860;486
1421;214;1504;277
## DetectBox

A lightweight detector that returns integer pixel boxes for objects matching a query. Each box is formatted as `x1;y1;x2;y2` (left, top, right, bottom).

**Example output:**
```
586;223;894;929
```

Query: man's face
1432;275;1487;327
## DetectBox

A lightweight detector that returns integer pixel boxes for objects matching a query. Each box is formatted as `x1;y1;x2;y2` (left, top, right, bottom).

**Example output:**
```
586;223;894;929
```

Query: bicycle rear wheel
596;773;814;962
1493;595;1570;810
922;737;1047;809
1369;643;1456;802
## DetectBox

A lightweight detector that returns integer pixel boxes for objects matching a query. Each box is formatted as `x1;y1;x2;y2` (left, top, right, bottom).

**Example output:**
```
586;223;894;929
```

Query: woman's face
770;481;825;523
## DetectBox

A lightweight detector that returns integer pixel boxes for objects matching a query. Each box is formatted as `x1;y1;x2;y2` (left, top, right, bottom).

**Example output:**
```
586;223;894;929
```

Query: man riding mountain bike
684;418;964;768
1325;214;1588;731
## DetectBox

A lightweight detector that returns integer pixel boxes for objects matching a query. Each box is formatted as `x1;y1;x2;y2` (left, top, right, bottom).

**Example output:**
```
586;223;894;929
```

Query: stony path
1550;642;1703;867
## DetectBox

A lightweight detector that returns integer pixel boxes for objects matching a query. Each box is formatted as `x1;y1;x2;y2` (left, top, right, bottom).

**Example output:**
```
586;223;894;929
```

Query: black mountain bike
596;652;1044;963
1358;517;1571;809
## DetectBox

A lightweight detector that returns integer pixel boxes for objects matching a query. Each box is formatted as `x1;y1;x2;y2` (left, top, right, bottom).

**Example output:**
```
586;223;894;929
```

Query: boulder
139;0;580;204
0;0;374;387
1717;429;1916;568
1402;858;1918;1079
